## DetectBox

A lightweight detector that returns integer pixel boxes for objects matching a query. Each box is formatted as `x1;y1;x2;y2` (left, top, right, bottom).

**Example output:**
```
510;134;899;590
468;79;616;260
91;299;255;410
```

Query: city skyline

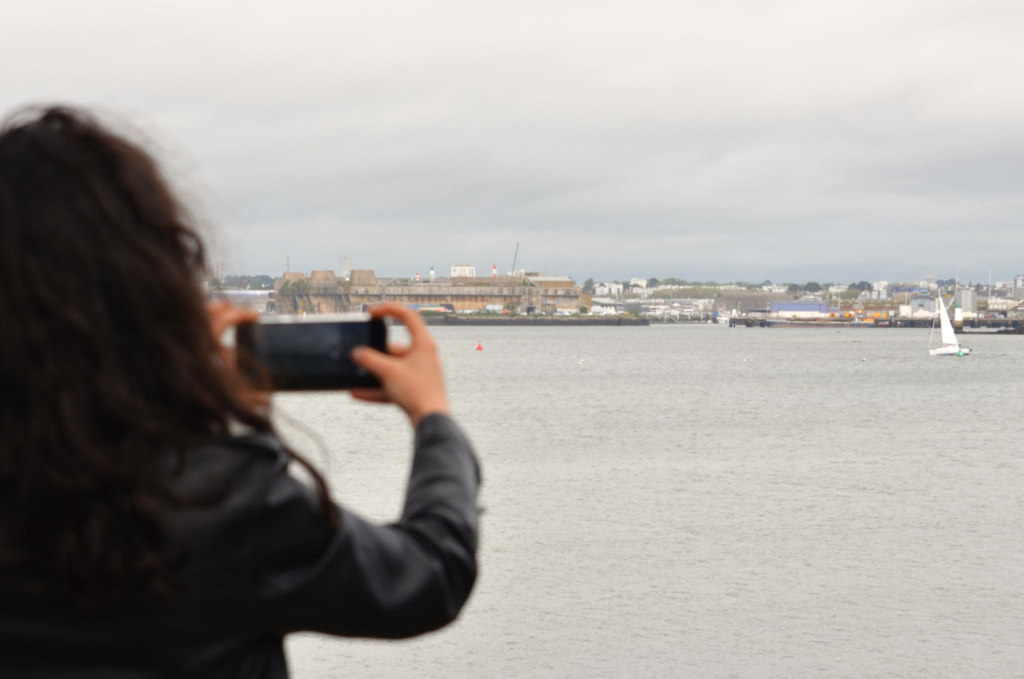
220;264;1018;290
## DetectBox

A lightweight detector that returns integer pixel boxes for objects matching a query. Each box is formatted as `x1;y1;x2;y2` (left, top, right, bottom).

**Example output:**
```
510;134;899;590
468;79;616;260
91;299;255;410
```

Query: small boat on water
929;296;971;356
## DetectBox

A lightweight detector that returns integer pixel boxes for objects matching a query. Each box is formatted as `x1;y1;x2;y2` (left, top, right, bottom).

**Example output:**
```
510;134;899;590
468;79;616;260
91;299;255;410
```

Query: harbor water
276;324;1024;679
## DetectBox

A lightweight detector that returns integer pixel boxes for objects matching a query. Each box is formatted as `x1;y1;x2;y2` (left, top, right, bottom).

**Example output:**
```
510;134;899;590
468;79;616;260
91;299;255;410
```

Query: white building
595;282;623;297
989;298;1019;312
1013;274;1024;300
628;284;649;298
589;297;619;315
451;264;476;278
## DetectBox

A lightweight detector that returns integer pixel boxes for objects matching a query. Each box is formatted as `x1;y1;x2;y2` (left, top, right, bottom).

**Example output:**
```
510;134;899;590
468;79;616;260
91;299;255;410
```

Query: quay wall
424;315;648;326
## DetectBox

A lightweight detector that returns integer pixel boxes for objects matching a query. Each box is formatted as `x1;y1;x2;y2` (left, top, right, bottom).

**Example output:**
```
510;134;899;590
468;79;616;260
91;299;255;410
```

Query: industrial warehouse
271;268;589;316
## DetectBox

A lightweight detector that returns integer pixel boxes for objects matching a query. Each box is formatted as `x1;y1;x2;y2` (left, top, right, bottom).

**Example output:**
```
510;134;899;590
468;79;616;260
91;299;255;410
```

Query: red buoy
476;341;483;351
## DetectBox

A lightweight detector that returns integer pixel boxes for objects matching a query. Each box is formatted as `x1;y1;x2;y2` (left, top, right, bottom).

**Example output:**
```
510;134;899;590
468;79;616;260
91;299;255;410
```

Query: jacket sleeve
253;414;481;638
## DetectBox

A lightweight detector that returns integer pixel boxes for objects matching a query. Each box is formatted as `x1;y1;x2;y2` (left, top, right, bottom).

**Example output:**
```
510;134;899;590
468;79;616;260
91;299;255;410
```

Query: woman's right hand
349;303;450;427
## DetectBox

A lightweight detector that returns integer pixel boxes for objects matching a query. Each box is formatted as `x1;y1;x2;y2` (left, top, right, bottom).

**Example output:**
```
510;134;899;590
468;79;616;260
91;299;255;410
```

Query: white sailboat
929;296;971;356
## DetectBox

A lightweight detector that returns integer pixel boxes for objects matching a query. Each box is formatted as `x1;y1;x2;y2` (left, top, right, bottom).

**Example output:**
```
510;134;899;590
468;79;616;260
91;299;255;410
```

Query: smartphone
236;316;387;390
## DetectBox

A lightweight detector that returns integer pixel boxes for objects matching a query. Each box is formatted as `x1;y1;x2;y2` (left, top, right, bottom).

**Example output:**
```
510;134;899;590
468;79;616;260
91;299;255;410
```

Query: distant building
350;269;377;286
595;282;623;297
309;270;338;293
272;269;587;315
451;265;476;278
528;275;575;286
908;296;936;315
989;298;1019;312
955;289;977;313
275;271;306;289
770;301;830;318
589;297;619;315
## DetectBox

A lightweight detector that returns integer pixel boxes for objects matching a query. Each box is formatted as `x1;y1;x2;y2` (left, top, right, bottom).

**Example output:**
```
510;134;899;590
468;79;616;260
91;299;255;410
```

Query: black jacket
0;414;480;678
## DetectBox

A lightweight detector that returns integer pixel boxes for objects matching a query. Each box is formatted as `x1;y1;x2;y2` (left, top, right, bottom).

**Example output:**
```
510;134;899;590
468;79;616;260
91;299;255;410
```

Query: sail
937;297;957;346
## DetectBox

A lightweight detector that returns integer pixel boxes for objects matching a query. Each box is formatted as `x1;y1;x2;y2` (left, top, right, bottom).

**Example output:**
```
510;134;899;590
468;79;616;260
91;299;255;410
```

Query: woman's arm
255;414;479;637
251;304;480;637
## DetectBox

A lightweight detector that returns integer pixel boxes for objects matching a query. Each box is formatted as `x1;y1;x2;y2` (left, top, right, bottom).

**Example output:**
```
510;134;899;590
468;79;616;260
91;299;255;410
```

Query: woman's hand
206;301;270;410
350;303;450;427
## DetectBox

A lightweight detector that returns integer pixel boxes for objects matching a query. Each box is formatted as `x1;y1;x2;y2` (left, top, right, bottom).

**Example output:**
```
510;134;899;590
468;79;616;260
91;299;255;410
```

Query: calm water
275;325;1024;678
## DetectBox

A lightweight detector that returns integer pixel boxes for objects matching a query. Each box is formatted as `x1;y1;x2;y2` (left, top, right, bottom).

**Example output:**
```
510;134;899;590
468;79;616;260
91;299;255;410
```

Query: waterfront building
769;301;833;319
1013;274;1024;300
272;270;588;315
955;289;977;313
627;279;649;299
589;297;619;315
594;282;623;297
451;264;476;278
988;298;1020;313
907;295;937;316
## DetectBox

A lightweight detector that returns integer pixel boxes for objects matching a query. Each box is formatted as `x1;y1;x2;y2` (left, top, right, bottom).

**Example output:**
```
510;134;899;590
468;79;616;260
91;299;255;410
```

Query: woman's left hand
207;301;270;410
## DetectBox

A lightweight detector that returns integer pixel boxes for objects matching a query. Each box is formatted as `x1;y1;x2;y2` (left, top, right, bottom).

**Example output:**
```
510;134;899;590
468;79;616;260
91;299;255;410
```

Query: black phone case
236;319;386;390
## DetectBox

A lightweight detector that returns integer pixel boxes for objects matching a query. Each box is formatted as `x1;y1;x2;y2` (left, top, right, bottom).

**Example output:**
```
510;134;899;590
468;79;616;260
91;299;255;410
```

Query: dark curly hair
0;106;330;603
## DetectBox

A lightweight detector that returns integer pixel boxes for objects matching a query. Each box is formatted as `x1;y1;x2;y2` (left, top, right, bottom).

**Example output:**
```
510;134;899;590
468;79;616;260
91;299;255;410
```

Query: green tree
223;274;250;289
804;281;821;293
787;283;801;293
582;277;595;294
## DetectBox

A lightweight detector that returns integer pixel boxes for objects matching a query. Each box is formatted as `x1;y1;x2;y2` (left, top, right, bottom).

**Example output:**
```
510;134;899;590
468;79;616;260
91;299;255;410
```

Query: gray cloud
3;0;1023;283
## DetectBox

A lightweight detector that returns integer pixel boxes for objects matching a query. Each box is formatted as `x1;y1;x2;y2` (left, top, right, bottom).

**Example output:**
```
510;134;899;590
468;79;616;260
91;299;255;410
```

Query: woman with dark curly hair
0;106;480;677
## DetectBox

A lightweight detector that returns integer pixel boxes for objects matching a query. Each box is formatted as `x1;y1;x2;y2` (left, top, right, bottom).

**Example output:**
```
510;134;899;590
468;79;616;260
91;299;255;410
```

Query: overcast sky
3;1;1023;284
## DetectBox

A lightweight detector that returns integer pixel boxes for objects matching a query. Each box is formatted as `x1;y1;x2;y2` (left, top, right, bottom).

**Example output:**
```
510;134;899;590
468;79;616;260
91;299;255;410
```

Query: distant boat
929;297;971;356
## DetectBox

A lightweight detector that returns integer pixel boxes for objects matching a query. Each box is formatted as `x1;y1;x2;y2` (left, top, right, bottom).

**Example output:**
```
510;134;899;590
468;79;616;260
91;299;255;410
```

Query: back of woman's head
0;106;269;600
